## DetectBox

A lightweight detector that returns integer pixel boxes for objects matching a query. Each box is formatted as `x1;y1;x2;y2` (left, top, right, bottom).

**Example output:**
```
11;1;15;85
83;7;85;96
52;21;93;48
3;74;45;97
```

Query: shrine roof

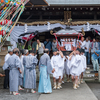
45;0;100;6
26;0;48;7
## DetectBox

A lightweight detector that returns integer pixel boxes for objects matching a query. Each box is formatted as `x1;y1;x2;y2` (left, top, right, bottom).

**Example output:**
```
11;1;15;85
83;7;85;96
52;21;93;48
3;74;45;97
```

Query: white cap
8;49;13;52
25;49;28;55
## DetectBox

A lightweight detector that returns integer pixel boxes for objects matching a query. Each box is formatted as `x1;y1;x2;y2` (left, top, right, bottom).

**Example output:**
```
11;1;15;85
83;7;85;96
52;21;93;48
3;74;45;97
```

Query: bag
44;41;49;47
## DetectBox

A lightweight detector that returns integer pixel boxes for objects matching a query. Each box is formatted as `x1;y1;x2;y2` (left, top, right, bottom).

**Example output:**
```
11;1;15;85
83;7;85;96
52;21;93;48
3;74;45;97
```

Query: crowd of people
79;37;100;72
2;37;100;95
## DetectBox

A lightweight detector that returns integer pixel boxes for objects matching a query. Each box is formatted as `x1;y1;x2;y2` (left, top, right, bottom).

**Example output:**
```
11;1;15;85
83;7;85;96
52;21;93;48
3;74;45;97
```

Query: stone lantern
0;41;12;88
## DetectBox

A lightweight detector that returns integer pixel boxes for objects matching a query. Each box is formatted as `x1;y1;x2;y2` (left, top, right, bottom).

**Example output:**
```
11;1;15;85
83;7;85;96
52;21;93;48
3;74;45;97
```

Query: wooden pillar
40;15;42;20
64;11;71;22
94;12;97;20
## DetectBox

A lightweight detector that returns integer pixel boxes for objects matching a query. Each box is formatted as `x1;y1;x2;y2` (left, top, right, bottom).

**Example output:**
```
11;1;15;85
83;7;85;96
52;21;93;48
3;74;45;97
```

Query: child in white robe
68;48;82;89
51;49;64;89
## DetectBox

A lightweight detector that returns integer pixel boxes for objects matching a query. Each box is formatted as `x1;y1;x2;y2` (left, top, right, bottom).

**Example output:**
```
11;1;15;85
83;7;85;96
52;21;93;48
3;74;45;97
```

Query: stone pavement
0;88;40;100
38;82;98;100
86;82;100;100
0;82;98;100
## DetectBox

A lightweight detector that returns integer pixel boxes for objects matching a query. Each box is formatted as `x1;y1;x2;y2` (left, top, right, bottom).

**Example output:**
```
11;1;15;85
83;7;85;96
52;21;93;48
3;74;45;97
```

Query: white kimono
64;56;70;75
81;55;87;72
51;54;64;79
68;55;82;76
20;55;24;77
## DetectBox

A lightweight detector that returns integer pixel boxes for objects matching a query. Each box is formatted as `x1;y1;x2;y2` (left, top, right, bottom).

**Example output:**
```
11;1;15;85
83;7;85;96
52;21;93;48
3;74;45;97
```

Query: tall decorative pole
0;0;29;48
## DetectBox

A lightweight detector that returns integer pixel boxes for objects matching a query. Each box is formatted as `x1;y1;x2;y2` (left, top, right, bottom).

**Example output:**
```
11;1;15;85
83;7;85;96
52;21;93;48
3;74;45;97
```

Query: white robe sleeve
15;57;21;69
3;62;9;70
71;55;81;68
67;55;74;69
51;57;54;69
84;56;87;69
57;55;65;69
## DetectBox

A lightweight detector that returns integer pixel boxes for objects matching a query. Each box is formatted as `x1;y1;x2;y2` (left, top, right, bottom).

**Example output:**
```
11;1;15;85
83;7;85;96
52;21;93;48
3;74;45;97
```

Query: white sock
58;83;61;87
31;89;35;93
13;92;16;95
19;86;21;89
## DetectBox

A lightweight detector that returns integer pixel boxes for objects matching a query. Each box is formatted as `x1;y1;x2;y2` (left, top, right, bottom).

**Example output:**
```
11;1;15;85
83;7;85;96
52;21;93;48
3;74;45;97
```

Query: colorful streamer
0;0;29;48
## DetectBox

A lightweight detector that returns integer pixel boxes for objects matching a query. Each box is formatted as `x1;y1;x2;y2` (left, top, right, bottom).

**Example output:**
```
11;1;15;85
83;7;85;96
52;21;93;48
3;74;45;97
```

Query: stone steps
83;65;98;81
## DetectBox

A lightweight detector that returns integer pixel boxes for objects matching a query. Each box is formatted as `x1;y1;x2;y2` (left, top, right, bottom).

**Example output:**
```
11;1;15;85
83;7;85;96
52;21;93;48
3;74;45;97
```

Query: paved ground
0;82;98;100
0;88;40;100
86;82;100;100
38;82;98;100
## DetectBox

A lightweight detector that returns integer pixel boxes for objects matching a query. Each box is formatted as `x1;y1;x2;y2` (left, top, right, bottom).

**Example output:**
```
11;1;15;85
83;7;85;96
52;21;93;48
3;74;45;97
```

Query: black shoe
4;87;9;89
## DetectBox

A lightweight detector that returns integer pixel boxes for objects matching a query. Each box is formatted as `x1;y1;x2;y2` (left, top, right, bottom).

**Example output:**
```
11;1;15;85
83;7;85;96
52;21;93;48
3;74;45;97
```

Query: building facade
18;0;100;25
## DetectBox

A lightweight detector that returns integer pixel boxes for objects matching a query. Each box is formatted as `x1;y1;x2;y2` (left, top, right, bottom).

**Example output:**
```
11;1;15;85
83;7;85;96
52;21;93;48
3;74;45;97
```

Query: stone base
0;77;4;89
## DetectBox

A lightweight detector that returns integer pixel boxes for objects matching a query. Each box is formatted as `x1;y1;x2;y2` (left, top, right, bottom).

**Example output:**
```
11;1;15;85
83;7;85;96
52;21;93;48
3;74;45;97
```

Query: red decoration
0;30;6;36
0;19;12;25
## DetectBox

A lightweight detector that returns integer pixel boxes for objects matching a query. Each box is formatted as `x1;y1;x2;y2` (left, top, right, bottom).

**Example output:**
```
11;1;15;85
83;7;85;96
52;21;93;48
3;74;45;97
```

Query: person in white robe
68;48;82;89
62;56;66;84
80;49;87;83
3;48;22;95
51;49;64;89
23;50;38;93
65;56;71;82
